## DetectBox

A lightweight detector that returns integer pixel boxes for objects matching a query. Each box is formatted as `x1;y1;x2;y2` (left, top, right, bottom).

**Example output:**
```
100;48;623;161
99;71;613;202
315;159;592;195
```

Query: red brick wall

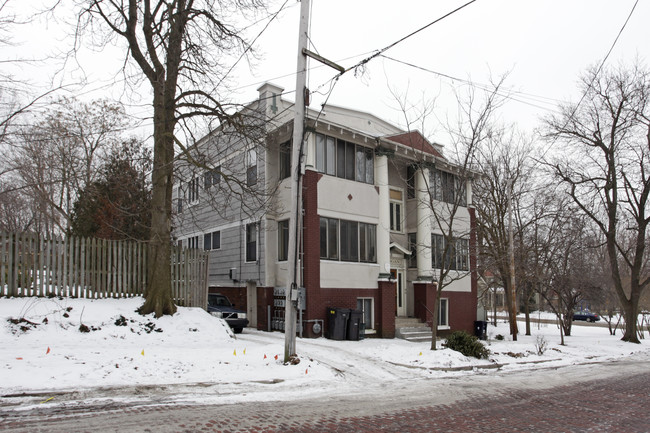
256;286;274;331
413;282;436;324
302;170;322;322
378;280;396;338
319;287;378;329
444;290;476;334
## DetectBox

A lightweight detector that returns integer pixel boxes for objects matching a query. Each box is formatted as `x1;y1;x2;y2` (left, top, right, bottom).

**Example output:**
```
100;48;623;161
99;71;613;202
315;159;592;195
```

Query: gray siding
173;106;274;287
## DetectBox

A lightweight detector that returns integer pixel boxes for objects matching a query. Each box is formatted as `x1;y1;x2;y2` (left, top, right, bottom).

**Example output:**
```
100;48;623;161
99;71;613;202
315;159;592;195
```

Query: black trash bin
474;320;488;340
327;307;350;340
347;309;363;341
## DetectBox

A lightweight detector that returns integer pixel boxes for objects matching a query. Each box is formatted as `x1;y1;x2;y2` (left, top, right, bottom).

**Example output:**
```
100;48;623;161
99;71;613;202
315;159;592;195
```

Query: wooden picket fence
0;232;208;309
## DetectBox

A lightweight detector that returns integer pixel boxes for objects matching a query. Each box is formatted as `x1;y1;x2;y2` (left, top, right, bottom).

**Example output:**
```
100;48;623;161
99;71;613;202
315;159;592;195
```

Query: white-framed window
204;166;221;189
279;141;291;180
247;150;257;186
203;231;221;250
430;168;467;206
277;219;289;261
406;165;417;199
319;217;376;263
438;298;449;327
407;232;417;268
246;223;257;262
432;234;469;271
315;133;374;184
188;176;200;203
319;217;339;260
187;235;200;249
357;298;374;330
389;189;403;232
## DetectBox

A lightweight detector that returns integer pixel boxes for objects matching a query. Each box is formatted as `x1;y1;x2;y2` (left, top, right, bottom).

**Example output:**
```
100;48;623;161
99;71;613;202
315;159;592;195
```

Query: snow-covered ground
1;297;649;409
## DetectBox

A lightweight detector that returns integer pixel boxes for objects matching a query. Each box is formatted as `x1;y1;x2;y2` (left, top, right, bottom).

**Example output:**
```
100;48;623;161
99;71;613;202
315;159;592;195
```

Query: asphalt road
1;355;648;432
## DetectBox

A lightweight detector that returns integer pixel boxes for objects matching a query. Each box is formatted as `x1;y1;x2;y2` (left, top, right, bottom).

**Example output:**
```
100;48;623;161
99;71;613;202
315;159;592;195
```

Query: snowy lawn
1;297;649;405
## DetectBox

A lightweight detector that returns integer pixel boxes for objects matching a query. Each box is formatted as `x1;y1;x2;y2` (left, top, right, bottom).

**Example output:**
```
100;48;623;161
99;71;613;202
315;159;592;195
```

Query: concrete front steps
395;317;432;342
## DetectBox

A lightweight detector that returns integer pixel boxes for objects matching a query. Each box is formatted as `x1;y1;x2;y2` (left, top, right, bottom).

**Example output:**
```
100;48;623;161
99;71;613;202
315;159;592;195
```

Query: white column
375;153;391;277
416;167;433;280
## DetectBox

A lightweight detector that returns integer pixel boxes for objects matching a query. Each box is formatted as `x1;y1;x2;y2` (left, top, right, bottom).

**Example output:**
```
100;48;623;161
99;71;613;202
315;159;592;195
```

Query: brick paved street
1;358;648;432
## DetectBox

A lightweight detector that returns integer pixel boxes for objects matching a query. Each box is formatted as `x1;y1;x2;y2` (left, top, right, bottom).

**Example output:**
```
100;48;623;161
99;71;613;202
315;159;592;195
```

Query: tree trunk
524;294;531;336
503;278;518;339
621;296;640;343
139;95;177;318
562;314;572;337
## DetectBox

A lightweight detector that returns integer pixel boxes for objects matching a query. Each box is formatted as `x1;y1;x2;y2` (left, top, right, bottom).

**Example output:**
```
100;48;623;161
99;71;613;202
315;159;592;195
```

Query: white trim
389;242;412;256
357;297;374;331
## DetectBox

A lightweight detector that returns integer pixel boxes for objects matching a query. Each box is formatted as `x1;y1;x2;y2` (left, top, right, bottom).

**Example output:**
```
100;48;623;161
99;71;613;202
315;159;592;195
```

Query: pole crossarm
302;48;345;73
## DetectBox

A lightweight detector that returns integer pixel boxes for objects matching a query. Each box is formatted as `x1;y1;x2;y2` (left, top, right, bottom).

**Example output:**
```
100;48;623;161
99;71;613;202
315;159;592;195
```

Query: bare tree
473;127;535;339
76;0;268;317
545;63;650;343
527;193;603;343
394;77;507;350
5;97;130;236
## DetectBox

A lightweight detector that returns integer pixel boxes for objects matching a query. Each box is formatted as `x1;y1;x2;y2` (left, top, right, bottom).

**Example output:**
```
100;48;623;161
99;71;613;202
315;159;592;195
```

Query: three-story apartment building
173;83;478;338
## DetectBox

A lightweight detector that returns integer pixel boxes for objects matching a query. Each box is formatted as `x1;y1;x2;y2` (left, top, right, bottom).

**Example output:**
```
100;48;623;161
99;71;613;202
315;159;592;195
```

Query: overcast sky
6;0;650;143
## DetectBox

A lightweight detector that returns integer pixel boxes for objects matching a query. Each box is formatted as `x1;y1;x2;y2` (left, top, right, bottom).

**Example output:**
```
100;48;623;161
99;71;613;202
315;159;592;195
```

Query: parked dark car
207;293;249;333
573;310;600;322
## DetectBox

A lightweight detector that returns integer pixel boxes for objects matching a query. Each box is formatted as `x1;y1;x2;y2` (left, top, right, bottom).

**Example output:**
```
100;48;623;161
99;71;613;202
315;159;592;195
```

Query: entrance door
391;269;406;316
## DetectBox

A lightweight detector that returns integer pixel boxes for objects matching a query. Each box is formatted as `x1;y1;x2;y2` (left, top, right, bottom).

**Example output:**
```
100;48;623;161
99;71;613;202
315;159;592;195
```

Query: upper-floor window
277;219;289;261
188;176;200;203
407;165;417;199
246;223;258;262
247;150;257;187
407;232;417;268
430;168;466;206
204;231;221;250
320;217;376;263
204;166;221;189
279;141;291;180
432;234;469;271
315;133;374;184
389;189;403;232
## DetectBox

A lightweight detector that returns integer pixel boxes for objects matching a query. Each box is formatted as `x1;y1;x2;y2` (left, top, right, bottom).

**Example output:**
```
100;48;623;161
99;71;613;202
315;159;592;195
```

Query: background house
173;83;478;339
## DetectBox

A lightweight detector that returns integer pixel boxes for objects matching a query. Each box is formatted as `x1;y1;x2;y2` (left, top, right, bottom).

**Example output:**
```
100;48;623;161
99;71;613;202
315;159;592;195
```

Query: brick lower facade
215;170;478;340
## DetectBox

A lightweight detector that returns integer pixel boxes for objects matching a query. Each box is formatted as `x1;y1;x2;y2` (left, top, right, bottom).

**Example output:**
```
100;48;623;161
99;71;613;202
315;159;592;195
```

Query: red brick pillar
413;282;437;326
302;169;322;321
256;286;274;331
378;279;396;338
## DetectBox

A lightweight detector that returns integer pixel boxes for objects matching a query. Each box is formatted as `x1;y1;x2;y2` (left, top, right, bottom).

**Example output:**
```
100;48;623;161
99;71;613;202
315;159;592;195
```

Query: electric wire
309;0;480;126
531;0;639;168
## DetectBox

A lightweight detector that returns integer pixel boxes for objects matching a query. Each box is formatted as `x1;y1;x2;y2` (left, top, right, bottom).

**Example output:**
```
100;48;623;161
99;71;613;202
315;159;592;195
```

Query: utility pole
284;0;310;362
507;178;518;341
284;0;344;362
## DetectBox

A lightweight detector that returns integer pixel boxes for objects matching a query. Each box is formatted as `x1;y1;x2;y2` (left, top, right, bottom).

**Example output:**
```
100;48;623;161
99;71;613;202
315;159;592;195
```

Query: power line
533;0;639;166
379;54;564;114
307;0;481;128
340;0;480;78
